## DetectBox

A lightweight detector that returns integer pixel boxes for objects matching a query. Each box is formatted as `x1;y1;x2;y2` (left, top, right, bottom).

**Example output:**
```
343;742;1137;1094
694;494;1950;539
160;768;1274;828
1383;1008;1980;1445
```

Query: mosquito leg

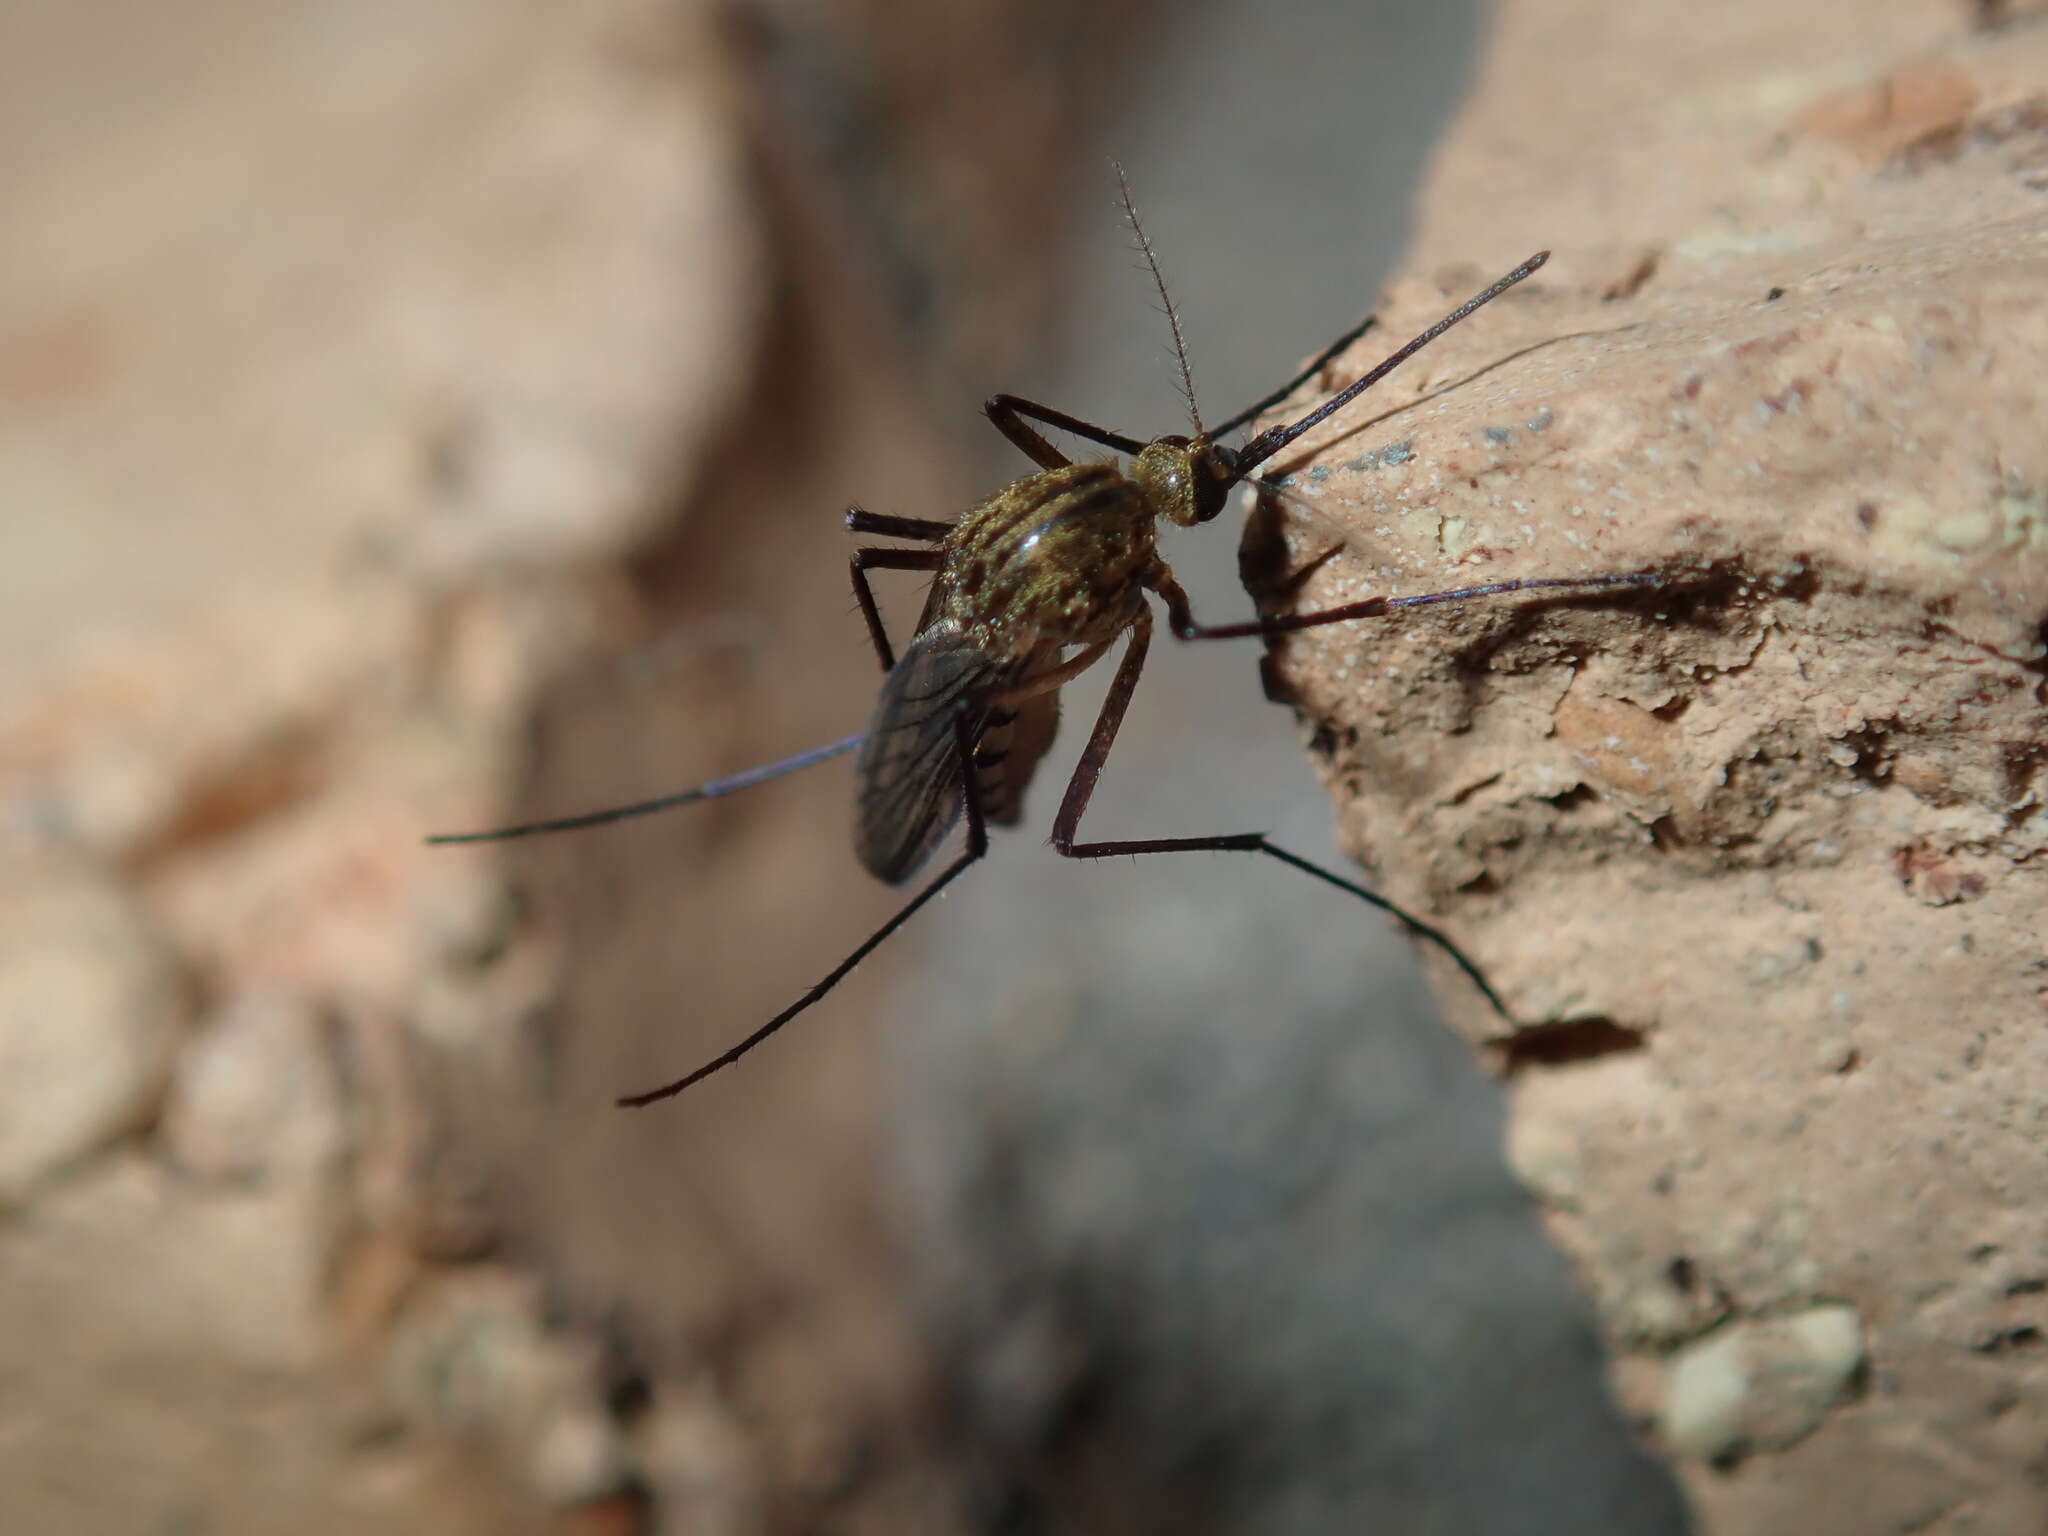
851;546;941;673
986;635;1115;707
425;735;863;845
1047;603;1511;1020
1042;604;1153;841
429;550;910;845
1153;569;1662;642
984;394;1146;469
619;713;990;1105
845;505;952;542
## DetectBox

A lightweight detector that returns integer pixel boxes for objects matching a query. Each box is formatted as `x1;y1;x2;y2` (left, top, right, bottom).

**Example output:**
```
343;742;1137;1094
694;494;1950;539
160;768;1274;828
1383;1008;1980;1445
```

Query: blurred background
1;0;1689;1530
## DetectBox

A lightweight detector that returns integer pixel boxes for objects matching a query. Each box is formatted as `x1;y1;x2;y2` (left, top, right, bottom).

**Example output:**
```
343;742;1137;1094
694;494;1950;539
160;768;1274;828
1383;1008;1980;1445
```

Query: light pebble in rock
385;1270;630;1504
0;851;184;1204
160;991;344;1185
1661;1304;1865;1461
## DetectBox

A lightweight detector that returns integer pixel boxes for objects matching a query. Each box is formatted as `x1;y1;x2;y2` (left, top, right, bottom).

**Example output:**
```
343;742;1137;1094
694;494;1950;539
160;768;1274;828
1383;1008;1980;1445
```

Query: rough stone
631;1388;765;1534
384;1269;634;1509
1251;3;2048;1529
1661;1306;1866;1461
0;843;183;1204
0;1156;426;1533
0;0;763;1529
160;990;345;1185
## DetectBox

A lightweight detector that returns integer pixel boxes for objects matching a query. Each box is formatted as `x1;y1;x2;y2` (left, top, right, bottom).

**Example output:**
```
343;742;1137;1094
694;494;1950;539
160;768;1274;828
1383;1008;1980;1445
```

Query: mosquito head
1136;436;1241;527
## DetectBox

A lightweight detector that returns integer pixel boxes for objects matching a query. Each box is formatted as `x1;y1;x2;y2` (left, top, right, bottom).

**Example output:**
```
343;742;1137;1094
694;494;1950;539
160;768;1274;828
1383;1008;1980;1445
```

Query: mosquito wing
854;620;1017;885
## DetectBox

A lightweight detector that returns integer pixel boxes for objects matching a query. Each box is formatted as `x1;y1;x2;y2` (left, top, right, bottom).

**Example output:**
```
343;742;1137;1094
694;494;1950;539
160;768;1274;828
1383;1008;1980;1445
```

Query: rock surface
0;0;1123;1529
0;0;763;1530
1661;1306;1867;1461
0;1156;544;1534
160;990;345;1185
0;846;183;1203
1251;3;2048;1528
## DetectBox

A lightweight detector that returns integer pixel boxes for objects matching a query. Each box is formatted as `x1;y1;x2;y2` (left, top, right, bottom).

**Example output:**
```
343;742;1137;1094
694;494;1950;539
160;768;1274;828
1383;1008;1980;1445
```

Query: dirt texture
1246;5;2048;1530
0;0;1133;1529
0;0;776;1526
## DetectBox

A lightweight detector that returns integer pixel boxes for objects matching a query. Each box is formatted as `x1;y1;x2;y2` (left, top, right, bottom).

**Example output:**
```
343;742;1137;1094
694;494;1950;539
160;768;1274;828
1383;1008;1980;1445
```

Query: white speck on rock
1506;1115;1585;1211
1661;1304;1865;1461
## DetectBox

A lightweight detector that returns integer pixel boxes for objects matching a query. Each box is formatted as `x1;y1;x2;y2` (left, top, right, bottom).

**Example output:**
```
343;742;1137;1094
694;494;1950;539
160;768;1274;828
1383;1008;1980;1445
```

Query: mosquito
430;180;1660;1105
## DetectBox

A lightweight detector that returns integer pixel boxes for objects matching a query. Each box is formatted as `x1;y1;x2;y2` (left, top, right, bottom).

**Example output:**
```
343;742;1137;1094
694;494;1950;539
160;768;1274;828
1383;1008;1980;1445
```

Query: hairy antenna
1114;160;1202;435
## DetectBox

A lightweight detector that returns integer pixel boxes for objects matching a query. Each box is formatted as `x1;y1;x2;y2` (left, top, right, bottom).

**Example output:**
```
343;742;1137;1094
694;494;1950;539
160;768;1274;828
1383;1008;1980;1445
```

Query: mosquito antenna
1114;160;1202;435
1234;251;1550;475
425;733;863;845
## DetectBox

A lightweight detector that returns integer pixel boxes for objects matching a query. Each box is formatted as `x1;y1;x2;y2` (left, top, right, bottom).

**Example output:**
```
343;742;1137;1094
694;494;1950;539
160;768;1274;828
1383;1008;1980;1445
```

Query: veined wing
855;621;1017;885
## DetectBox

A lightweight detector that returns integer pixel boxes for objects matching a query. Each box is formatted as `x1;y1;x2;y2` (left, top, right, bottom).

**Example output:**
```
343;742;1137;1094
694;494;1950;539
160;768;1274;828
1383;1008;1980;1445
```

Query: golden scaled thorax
1129;436;1240;528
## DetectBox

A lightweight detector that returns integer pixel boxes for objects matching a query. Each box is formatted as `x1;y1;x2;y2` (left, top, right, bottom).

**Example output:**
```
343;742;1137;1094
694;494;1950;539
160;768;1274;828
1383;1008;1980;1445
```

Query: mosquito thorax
1133;436;1238;527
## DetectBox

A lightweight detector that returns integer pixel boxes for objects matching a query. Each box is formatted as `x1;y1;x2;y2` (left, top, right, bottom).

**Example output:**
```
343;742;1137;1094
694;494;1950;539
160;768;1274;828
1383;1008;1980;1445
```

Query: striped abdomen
929;462;1157;654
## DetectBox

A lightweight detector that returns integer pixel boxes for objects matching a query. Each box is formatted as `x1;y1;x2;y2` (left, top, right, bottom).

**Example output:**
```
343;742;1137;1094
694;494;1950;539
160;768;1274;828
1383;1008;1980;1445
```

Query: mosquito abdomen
937;463;1157;655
